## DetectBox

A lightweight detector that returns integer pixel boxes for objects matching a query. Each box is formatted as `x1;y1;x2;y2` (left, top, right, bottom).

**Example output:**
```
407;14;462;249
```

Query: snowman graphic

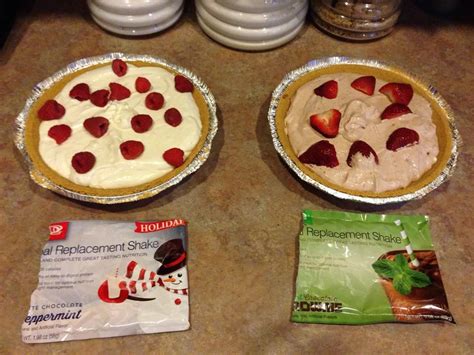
98;239;188;306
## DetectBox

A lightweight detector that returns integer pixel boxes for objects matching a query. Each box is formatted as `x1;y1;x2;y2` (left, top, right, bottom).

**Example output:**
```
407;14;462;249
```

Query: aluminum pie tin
268;56;461;205
15;53;218;204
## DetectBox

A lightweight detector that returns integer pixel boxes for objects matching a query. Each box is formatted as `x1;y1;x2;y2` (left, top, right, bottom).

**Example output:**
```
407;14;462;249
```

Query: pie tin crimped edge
14;53;218;204
267;56;461;205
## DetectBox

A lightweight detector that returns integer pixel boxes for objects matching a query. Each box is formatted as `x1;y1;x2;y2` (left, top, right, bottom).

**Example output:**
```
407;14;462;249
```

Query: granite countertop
1;1;473;353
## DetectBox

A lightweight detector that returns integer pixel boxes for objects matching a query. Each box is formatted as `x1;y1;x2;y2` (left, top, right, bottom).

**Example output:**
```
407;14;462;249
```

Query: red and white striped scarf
124;260;188;296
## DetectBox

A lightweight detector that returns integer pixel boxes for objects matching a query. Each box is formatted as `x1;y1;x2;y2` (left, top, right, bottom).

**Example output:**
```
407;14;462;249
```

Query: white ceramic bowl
196;0;308;50
216;0;293;13
91;6;183;36
197;14;305;51
89;0;182;28
88;0;184;35
199;0;307;28
197;1;306;41
92;0;174;16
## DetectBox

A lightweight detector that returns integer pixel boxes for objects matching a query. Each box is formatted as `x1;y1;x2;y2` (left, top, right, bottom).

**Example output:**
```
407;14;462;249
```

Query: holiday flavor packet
22;220;190;343
292;210;455;324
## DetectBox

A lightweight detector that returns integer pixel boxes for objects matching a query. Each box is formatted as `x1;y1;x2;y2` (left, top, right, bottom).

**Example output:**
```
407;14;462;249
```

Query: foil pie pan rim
14;52;218;204
268;56;461;205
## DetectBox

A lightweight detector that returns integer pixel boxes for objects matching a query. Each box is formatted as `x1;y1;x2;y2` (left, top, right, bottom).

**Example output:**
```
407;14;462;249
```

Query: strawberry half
163;148;185;168
309;109;341;138
69;83;90;101
386;127;419;151
314;80;338;99
72;151;96;174
131;114;153;133
351;76;376;96
112;59;127;77
38;100;65;120
298;140;339;168
109;82;131;101
48;124;72;145
174;75;194;93
379;82;413;105
381;103;412;120
145;92;164;110
164;108;182;127
83;116;109;138
135;77;151;93
346;140;379;167
90;89;110;107
120;140;144;160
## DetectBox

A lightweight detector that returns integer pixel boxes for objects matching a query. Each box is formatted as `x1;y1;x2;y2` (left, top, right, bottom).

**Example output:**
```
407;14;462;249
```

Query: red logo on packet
49;222;69;240
134;219;187;233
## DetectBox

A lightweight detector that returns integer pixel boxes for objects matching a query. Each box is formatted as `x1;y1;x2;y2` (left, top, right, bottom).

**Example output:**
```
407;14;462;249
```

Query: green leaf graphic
407;269;432;288
393;273;412;295
395;253;408;268
372;260;397;278
373;253;433;296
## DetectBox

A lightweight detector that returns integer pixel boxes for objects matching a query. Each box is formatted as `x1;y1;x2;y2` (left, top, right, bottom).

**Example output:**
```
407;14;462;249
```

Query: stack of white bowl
88;0;185;36
196;0;308;51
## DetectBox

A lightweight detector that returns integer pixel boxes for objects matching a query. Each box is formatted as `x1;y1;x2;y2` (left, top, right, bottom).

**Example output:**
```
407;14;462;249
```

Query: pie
24;58;211;199
275;64;453;198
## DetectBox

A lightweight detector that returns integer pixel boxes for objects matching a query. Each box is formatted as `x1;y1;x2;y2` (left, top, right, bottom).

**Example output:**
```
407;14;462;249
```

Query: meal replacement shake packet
292;210;454;324
22;220;190;343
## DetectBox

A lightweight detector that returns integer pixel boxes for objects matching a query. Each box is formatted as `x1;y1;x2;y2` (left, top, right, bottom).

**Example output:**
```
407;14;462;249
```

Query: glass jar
310;0;402;41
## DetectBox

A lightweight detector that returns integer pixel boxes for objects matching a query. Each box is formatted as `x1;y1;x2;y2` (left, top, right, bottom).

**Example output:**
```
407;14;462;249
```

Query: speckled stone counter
1;1;473;353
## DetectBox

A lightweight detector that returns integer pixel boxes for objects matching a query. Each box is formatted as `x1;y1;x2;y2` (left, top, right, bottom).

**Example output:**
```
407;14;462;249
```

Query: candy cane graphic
97;277;129;303
394;220;420;267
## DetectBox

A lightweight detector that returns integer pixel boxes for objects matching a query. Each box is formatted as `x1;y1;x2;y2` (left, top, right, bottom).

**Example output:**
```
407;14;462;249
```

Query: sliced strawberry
38;100;65;120
314;80;338;99
90;89;110;107
164;108;182;127
109;82;131;101
135;77;151;93
310;109;341;138
48;124;72;145
131;114;153;133
71;151;96;174
379;82;413;105
351;76;376;96
145;92;164;110
174;75;194;93
69;83;90;101
346;140;379;167
381;103;412;120
386;127;419;151
298;140;339;168
112;59;127;77
83;116;109;138
120;140;144;160
163;148;184;167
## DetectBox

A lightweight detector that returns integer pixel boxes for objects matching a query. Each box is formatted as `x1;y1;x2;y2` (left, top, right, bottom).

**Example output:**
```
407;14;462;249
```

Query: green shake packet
292;210;455;324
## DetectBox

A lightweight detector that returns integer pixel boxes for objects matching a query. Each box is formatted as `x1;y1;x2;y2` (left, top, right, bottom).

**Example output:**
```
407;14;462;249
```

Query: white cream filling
39;64;202;189
284;73;439;193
